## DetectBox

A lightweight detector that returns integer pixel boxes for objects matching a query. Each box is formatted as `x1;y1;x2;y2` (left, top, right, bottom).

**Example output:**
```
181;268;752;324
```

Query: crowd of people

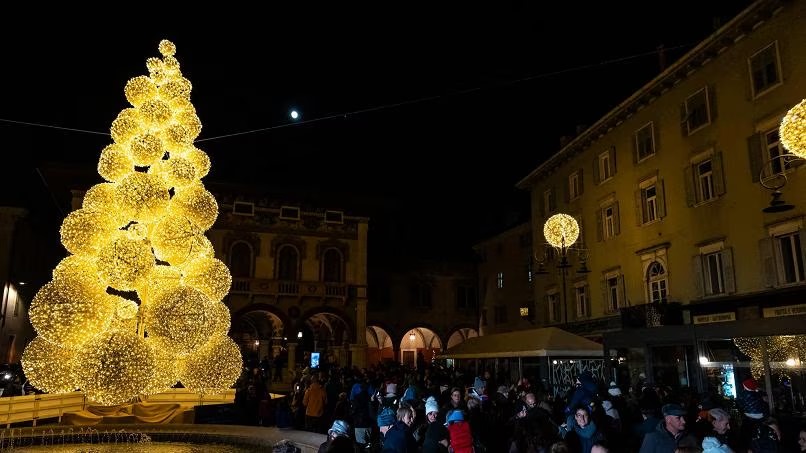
252;359;806;453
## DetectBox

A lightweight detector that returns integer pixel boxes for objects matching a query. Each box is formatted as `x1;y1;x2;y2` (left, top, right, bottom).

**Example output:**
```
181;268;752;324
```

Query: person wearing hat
317;420;351;453
445;409;474;453
381;406;418;452
559;405;606;453
373;406;397;452
422;397;449;453
639;403;697;453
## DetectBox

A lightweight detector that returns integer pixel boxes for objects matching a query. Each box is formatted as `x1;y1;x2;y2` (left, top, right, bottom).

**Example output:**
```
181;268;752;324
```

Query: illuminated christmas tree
21;40;242;406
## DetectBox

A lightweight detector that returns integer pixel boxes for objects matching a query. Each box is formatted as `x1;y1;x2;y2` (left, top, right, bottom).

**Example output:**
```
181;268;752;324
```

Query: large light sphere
130;133;165;167
179;334;242;394
162;55;181;76
182;146;211;178
209;301;232;337
21;337;78;394
137;265;182;305
60;208;116;255
82;183;126;226
150;214;206;266
142;339;180;396
124;76;157;107
143;285;216;356
158;77;192;102
29;278;114;348
97;234;155;290
169;184;218;231
109;297;140;332
110;108;142;144
152;156;197;189
176;111;202;139
75;330;155;406
163;123;193;148
158;40;177;57
146;57;168;86
139;99;173;128
543;213;580;248
53;254;99;283
98;144;135;182
115;172;170;223
183;257;232;302
780;99;806;159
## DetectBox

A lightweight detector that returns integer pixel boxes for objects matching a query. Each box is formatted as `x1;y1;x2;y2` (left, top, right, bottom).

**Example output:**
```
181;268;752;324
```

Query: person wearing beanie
607;382;622;397
445;410;474;453
382;406;418;452
702;436;733;453
317;420;351;453
422;397;449;453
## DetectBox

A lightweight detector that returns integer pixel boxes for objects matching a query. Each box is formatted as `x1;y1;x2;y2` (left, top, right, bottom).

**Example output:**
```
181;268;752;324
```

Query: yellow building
517;0;806;400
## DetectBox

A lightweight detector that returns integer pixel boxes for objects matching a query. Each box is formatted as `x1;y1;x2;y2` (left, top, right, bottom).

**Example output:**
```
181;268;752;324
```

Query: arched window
647;261;668;303
322;248;343;282
277;245;299;281
229;242;253;278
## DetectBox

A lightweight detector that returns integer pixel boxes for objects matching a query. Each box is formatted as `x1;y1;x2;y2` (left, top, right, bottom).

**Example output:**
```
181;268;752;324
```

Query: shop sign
762;303;806;318
693;312;736;324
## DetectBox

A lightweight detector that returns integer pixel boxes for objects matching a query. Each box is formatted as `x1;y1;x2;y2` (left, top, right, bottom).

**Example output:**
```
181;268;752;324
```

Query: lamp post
761;99;806;212
533;214;590;325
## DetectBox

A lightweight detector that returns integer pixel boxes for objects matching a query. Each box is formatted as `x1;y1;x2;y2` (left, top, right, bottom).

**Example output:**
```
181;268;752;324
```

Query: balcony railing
620;302;683;328
230;278;349;300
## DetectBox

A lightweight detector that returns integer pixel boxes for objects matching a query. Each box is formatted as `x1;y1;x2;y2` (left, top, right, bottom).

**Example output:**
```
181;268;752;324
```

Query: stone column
286;342;297;381
350;343;367;369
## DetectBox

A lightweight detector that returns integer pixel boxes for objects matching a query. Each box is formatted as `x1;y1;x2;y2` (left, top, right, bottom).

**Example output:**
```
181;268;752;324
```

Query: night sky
1;2;752;263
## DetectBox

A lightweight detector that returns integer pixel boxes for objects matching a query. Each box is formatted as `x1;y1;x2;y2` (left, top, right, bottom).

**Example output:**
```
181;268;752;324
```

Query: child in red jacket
446;409;474;453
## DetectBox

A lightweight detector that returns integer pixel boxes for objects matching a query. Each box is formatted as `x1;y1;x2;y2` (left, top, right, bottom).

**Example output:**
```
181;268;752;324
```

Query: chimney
657;44;667;72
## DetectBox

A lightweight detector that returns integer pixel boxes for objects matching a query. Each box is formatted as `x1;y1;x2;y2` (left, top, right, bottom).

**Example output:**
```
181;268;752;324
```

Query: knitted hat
425;396;439;415
743;378;759;391
608;381;622;397
376;407;396;427
445;409;464;426
662;403;686;417
473;376;486;392
328;420;350;437
497;385;509;396
702;436;732;453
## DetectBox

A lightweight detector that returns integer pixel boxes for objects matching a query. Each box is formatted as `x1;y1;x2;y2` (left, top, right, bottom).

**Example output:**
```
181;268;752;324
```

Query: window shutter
578;168;584;195
550;187;557;212
657;179;667;218
758;237;776;288
747;133;763;183
593;156;600;185
713;152;726;196
635;190;644;225
618;274;626;308
684;166;697;207
632;132;639;164
680;103;689;136
691;255;704;297
610;146;617;174
564;177;571;203
600;279;608;311
723;247;736;294
596;209;603;242
653;122;660;153
799;230;806;278
613;201;621;235
708;85;717;122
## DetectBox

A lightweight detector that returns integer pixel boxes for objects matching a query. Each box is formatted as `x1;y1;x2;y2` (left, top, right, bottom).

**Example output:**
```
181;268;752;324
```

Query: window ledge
686;122;711;137
599;176;614;185
637;154;656;164
752;81;783;100
694;197;720;208
641;219;661;227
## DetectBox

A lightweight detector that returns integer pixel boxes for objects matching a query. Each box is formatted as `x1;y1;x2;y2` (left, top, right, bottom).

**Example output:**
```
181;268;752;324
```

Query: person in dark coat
422;397;449;453
639;404;698;453
560;405;606;453
382;406;417;453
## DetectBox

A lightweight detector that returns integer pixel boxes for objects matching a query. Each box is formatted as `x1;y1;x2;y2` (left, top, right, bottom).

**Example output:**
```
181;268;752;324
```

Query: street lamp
761;99;806;213
533;213;590;324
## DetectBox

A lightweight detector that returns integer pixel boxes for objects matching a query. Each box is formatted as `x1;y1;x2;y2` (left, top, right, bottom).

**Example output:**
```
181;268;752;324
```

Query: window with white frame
696;242;735;296
644;185;658;223
647;261;668;303
637;177;665;224
686;150;725;206
763;221;806;287
697;160;714;202
599;151;613;182
569;171;581;200
766;128;792;175
575;282;589;318
603;272;622;312
547;290;561;323
604;206;615;238
543;188;556;217
749;41;782;98
684;87;711;135
635;122;656;162
597;199;619;242
496;272;504;289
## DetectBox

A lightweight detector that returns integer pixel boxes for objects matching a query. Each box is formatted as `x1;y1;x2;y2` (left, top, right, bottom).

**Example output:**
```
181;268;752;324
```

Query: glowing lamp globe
21;336;78;394
143;285;216;356
179;334;242;394
780;99;806;158
543;213;579;248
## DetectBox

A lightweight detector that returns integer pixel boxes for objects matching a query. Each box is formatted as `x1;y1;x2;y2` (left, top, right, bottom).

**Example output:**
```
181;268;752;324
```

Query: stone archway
299;311;353;369
231;310;285;366
366;325;394;365
447;327;479;349
400;327;443;368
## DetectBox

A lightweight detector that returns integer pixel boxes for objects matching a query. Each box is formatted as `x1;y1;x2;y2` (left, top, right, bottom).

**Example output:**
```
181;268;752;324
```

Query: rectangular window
575;284;589;318
635;122;656;161
569;171;581;200
496;272;504;289
599;152;612;181
777;232;805;284
280;206;301;220
605;275;621;311
643;185;658;223
638;178;665;224
232;201;255;216
324;210;344;224
749;42;782;98
650;278;667;303
705;252;725;295
604;206;615;239
697;160;715;202
766;128;792;175
543;189;556;217
547;292;561;323
684;87;711;134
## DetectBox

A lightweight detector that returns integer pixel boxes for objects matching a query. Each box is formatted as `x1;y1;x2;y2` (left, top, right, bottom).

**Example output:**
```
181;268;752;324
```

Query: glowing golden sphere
75;330;155;406
110;108;142;143
98;144;135;182
183;257;232;302
130;133;165;167
139;99;173;128
162;55;181;75
176;111;202;139
209;302;232;337
153;156;197;189
543;213;580;248
183;147;211;178
158;78;192;102
158;40;177;57
124;76;157;107
97;233;155;290
142;340;180;395
179;334;242;394
30;278;113;348
53;254;99;283
150;214;205;266
163;123;193;148
780;99;806;159
137;265;182;305
143;285;215;356
82;183;123;225
169;184;218;230
115;172;170;223
21;337;78;394
60;208;116;255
